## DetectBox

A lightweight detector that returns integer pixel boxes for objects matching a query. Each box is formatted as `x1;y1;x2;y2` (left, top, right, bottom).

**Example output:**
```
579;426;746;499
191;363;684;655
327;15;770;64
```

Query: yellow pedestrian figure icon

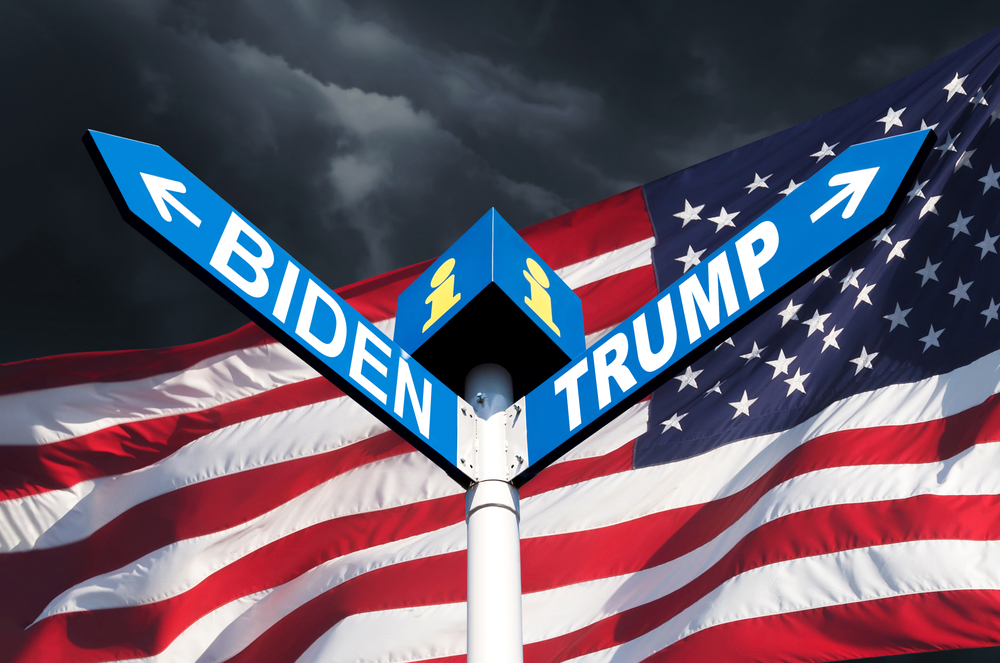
423;258;461;332
523;258;560;336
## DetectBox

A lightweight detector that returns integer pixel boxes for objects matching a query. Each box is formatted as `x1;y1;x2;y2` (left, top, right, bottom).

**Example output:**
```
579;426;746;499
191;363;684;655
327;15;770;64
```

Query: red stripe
524;493;1000;663
0;377;344;499
0;431;413;632
646;589;1000;663
579;266;657;335
521;188;652;271
13;495;466;662
0;324;272;397
521;390;1000;595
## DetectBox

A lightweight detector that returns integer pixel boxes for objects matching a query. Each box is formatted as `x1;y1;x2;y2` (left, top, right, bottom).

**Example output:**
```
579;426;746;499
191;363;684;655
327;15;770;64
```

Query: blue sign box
395;210;585;398
84;130;472;487
514;129;934;484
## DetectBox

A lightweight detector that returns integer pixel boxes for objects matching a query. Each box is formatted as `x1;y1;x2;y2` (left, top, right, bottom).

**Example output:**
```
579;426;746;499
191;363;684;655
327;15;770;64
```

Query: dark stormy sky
2;3;1000;661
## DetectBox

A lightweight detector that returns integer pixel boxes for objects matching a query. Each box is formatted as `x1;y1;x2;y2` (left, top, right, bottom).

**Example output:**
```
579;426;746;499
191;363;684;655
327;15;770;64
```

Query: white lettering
209;212;274;298
349;322;391;404
554;358;589;431
272;262;300;323
394;358;432;439
633;294;677;373
735;221;779;301
295;279;347;357
593;333;637;409
678;253;740;344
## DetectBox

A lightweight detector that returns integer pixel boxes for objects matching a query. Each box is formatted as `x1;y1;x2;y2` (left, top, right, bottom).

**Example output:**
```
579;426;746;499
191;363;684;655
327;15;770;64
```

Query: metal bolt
516;455;524;463
460;457;466;464
461;407;467;415
476;392;485;404
514;404;521;414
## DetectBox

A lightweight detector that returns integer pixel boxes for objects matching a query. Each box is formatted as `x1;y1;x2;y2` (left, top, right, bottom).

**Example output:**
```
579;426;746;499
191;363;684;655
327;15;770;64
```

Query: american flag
2;26;1000;663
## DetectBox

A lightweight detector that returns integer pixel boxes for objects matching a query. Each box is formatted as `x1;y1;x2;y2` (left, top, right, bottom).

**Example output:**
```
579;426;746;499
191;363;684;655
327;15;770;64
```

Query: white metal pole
465;364;523;663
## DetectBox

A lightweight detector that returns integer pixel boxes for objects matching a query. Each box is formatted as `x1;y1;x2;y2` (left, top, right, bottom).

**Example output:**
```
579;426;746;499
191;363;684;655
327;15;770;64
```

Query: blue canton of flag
638;28;1000;468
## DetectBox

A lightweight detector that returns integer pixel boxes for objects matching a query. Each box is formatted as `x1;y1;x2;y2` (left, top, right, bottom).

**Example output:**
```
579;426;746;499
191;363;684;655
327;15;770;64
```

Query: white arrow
139;172;203;227
809;166;880;223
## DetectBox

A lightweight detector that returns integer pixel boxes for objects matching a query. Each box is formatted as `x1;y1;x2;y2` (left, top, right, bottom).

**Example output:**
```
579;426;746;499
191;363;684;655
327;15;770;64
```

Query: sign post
85;127;933;663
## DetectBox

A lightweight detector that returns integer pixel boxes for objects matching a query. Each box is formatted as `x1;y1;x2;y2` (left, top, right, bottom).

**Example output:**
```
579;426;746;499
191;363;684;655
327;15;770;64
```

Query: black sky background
3;2;1000;661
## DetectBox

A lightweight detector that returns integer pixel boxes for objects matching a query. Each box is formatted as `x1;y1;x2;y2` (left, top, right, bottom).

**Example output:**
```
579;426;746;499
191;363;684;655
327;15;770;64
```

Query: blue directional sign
513;129;934;485
83;130;471;486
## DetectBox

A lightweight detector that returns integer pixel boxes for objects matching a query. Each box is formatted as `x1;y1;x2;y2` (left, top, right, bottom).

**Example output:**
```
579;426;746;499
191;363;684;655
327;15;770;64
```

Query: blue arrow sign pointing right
516;129;934;485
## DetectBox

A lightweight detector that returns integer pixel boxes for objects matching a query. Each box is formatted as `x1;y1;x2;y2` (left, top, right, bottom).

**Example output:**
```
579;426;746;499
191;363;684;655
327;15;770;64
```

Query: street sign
83;130;472;487
513;129;935;485
395;209;584;399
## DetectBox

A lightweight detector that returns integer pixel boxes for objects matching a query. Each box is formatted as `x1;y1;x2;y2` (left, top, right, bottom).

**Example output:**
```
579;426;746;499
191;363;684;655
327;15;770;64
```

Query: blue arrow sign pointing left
84;130;470;487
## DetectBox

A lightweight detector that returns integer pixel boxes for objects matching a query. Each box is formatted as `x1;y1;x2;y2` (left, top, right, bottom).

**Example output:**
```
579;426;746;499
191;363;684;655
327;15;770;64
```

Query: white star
707;206;739;233
674;366;703;391
745;173;772;193
918;325;944;353
906;179;928;202
976;230;998;259
715;337;735;351
676;245;705;273
840;267;864;292
982;299;1000;327
886;239;909;263
943;73;968;102
784;368;810;397
884;303;911;331
813;268;831;283
729;390;757;419
916;257;941;286
970;86;990;106
778;179;801;196
876;106;905;134
849;346;878;375
705;381;723;397
854;282;876;308
821;325;843;352
803;309;830;336
872;224;895;246
934;131;960;153
949;211;974;238
777;299;802;327
810;142;839;162
949;277;973;307
980;165;1000;194
955;149;976;172
660;412;688;433
674;199;705;226
765;349;796;378
919;195;942;219
739;341;767;363
920;119;939;131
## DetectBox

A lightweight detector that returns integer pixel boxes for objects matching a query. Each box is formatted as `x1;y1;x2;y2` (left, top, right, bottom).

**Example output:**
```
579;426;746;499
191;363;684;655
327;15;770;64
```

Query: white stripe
296;602;466;663
36;451;462;620
521;345;1000;538
569;538;1000;663
0;395;387;552
556;238;655;290
0;343;317;446
550;400;646;465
